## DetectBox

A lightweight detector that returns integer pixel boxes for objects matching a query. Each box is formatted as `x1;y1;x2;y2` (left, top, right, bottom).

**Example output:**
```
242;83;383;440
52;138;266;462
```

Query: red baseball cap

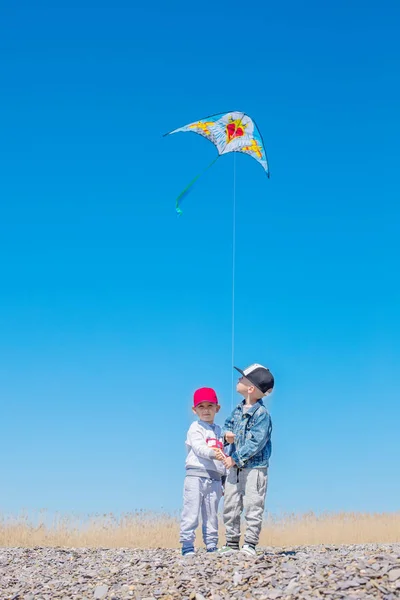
193;387;218;407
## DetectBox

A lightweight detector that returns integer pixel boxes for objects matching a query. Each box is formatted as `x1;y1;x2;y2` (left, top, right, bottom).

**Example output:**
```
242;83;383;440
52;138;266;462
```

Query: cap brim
234;366;245;376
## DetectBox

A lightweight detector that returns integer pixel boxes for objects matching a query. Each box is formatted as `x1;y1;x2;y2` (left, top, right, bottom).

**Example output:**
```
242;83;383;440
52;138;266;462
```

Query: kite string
231;152;236;409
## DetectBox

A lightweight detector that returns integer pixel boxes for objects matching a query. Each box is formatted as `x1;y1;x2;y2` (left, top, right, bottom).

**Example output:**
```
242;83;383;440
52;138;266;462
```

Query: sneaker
217;545;239;555
182;546;195;557
206;546;217;553
241;544;257;557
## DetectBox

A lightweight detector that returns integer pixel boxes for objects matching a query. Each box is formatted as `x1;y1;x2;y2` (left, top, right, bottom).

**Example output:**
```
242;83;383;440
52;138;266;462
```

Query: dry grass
0;510;399;548
261;511;400;546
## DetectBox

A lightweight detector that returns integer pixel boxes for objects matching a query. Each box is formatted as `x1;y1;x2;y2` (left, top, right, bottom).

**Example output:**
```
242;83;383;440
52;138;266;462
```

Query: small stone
337;579;362;590
285;579;301;594
94;585;109;599
83;570;97;578
389;568;400;582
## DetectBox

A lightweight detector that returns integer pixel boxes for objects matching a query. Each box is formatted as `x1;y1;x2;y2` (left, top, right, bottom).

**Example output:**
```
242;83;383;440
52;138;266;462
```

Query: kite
164;110;271;408
164;111;269;214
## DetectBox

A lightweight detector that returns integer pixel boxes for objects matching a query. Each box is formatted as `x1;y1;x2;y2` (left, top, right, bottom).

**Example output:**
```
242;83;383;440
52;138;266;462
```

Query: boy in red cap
179;387;226;557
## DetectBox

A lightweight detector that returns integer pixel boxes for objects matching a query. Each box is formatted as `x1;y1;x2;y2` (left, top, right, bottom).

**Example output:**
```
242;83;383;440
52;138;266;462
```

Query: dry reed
0;510;399;548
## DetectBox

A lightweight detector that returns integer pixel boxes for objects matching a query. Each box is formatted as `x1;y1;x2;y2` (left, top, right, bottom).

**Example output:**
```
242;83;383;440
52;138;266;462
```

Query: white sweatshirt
185;420;226;478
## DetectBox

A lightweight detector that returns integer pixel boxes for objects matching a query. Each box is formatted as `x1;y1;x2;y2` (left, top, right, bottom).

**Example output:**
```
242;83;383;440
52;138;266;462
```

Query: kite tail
175;155;219;215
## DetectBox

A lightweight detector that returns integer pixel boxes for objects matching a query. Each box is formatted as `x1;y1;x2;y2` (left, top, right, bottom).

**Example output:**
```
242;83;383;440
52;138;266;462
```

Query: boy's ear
216;404;221;413
192;407;197;415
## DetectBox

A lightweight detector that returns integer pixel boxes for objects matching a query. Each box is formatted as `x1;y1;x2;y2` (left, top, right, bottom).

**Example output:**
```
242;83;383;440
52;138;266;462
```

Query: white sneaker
241;544;257;557
217;545;239;555
182;551;195;557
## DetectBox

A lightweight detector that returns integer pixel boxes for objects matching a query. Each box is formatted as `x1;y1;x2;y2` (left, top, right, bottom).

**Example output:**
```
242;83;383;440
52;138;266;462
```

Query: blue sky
0;0;399;518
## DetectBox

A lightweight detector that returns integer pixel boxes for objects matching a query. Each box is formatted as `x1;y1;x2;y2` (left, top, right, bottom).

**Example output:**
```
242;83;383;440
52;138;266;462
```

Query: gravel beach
1;544;399;600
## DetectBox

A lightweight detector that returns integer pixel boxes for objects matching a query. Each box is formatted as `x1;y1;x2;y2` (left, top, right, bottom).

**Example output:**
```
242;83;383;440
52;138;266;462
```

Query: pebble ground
1;544;399;599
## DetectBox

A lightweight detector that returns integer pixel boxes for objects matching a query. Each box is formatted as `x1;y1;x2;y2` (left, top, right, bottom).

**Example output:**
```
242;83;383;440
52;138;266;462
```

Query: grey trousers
223;466;268;546
179;475;223;550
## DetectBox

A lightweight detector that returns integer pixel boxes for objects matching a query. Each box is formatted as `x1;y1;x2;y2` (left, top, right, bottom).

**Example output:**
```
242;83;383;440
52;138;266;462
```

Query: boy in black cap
215;363;274;556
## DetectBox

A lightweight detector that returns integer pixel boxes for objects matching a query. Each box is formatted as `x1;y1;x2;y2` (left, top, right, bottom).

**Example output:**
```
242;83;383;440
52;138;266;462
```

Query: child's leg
201;479;222;550
223;467;244;547
243;468;268;546
179;476;203;553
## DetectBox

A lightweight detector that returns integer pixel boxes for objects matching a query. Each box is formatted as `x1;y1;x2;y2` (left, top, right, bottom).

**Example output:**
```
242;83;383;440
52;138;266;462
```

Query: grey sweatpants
179;475;223;550
223;466;268;546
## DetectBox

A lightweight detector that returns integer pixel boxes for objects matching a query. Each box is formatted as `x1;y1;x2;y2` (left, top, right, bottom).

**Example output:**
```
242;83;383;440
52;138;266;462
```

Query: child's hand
223;456;236;469
225;432;235;444
214;448;225;461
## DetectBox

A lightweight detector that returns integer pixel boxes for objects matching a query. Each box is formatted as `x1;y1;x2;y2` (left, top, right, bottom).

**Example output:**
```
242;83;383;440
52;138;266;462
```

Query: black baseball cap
234;363;274;394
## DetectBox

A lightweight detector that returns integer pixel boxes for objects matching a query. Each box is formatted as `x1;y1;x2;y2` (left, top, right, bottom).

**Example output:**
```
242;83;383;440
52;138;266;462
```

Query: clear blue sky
1;0;399;518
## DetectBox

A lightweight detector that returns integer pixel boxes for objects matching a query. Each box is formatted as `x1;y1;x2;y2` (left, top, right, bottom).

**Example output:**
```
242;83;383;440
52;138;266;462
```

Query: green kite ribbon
175;155;220;215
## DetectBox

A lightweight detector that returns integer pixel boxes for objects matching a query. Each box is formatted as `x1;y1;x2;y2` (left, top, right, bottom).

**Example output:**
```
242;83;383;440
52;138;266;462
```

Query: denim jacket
222;400;272;469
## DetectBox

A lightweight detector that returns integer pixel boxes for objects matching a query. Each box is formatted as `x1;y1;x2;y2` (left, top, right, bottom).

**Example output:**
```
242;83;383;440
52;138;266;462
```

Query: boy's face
236;376;266;399
236;376;255;396
237;376;273;399
193;401;220;423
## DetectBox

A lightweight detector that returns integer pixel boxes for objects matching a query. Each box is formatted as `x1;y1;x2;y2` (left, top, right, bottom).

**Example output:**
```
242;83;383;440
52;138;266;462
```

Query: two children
179;363;274;556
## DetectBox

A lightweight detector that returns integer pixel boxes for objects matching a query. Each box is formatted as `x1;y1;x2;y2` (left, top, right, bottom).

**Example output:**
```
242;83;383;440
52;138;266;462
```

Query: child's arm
230;412;272;468
221;412;235;443
187;425;217;460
